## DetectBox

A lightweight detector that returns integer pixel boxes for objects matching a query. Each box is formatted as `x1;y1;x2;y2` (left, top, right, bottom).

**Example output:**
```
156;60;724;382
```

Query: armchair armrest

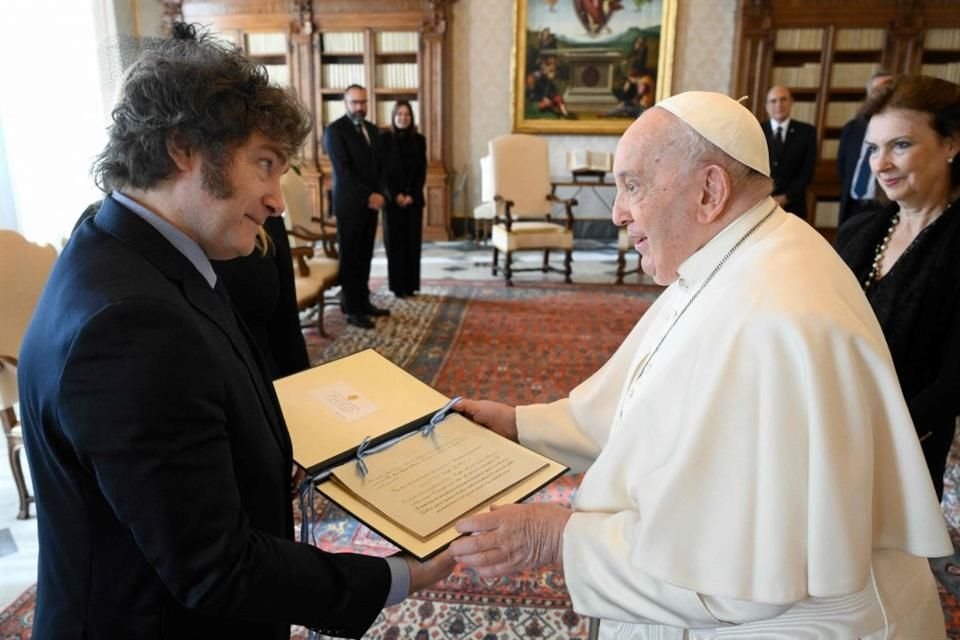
310;216;337;231
547;194;578;229
290;246;315;277
494;195;516;231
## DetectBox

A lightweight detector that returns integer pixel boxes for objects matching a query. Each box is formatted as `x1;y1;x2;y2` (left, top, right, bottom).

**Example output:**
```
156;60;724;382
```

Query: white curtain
0;0;121;247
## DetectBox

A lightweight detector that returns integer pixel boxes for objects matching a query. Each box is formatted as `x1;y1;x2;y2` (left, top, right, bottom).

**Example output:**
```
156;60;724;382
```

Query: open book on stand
274;349;568;560
567;150;613;178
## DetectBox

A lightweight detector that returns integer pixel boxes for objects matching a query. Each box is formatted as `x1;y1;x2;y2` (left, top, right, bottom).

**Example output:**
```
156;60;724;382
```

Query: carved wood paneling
181;0;452;239
734;0;960;232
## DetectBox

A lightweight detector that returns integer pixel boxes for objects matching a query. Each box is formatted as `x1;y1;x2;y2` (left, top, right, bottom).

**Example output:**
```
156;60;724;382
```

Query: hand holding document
274;349;567;559
332;414;546;538
451;502;572;579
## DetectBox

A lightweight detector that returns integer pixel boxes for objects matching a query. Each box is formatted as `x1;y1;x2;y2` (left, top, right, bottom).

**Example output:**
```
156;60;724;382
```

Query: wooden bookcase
734;0;960;239
177;0;452;240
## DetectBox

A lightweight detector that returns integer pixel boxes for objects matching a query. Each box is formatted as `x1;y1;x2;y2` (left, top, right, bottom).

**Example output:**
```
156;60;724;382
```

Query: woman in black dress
835;75;960;499
381;100;427;298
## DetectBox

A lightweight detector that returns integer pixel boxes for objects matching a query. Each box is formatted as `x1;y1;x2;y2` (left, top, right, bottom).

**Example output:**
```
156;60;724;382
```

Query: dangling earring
950;157;955;164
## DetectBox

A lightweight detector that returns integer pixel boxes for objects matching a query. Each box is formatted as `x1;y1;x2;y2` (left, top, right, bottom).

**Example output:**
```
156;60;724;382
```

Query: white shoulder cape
518;203;952;605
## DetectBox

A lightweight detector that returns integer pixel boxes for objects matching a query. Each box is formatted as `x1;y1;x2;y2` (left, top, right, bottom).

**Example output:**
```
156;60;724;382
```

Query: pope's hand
404;548;456;594
450;503;571;578
453;398;518;442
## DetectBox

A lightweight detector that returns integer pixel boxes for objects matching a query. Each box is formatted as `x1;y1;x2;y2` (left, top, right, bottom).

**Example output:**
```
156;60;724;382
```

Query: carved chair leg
492;247;499;276
2;407;33;520
564;250;573;284
616;249;626;285
317;292;328;338
505;251;514;286
10;440;32;520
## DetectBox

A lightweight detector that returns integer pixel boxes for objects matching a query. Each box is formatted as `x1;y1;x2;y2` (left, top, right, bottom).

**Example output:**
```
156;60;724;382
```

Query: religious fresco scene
523;0;663;121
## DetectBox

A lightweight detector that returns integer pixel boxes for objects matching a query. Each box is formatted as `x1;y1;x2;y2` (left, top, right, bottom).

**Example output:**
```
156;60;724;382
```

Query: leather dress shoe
346;313;375;329
364;303;390;317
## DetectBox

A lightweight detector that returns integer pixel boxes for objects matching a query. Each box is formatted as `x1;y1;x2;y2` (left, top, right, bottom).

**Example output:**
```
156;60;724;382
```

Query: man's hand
368;192;386;210
404;548;456;594
453;398;518;442
450;504;571;578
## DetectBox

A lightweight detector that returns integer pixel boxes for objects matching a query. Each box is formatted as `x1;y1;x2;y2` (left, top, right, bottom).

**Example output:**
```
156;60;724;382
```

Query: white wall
0;0;164;245
450;0;738;220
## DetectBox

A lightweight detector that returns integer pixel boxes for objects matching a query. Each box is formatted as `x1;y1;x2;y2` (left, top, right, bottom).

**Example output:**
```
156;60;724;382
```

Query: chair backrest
488;134;552;216
0;231;57;409
479;155;494;203
280;170;316;248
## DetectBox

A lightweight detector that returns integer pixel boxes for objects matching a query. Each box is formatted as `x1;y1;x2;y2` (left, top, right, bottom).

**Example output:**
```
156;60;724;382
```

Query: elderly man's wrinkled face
612;109;699;285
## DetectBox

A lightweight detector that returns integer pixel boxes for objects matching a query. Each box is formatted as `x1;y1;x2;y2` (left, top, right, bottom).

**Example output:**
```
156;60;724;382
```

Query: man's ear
166;130;197;173
696;164;731;224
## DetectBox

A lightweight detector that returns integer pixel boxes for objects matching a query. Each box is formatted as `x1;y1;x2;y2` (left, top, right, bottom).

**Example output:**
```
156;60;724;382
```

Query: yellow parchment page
331;413;547;538
274;349;448;473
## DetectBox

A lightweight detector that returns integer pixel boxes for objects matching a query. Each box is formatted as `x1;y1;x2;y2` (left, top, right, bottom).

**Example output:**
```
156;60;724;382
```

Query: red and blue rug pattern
7;279;960;638
293;280;657;639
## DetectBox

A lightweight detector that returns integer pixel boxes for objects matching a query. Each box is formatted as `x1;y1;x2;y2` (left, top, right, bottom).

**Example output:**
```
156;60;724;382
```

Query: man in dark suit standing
323;85;390;329
836;70;893;227
761;85;817;221
18;24;451;640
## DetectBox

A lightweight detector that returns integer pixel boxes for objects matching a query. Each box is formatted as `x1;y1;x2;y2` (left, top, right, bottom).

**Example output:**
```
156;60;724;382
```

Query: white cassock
517;198;953;639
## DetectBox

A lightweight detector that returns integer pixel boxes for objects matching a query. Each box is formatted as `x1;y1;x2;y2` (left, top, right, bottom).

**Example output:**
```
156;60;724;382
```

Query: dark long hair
390;100;417;135
92;22;312;194
862;74;960;187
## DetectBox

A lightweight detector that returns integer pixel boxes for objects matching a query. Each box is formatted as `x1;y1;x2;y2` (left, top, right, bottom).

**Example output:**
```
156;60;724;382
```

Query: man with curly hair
18;23;451;639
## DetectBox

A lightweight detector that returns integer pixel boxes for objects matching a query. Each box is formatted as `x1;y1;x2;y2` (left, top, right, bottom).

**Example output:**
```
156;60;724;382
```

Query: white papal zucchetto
657;91;771;178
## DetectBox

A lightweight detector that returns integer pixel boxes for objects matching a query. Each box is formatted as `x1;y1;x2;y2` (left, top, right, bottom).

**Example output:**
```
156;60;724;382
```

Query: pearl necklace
863;212;899;290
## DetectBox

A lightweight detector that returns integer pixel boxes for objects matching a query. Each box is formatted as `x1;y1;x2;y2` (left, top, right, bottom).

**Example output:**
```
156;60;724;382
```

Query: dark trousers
383;205;423;295
336;209;378;314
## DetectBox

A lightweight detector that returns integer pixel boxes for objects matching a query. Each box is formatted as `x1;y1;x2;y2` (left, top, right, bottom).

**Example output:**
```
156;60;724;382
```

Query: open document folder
274;349;568;560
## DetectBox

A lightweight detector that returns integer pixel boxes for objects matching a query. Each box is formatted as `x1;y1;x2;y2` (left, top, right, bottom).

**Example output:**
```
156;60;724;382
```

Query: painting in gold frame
512;0;676;135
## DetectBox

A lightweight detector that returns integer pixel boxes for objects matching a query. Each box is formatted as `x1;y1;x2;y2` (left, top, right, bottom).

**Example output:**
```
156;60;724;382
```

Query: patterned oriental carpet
293;280;659;639
4;280;960;639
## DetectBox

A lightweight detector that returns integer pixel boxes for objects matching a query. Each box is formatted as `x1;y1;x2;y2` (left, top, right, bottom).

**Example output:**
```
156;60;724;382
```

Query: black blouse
835;199;960;495
381;129;427;209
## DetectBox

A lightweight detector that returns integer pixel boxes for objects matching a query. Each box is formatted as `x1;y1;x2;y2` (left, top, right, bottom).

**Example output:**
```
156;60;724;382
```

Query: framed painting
511;0;677;135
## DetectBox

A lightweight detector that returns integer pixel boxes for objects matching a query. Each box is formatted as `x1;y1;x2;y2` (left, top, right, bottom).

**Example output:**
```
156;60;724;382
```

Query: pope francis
451;92;953;639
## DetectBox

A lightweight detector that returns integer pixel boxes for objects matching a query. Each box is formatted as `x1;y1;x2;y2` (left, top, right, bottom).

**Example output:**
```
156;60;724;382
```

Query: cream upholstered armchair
471;155;496;243
0;230;57;519
488;134;576;286
280;171;340;336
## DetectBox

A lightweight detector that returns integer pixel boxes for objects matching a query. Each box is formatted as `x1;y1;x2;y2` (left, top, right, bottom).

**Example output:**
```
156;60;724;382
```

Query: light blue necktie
851;144;873;199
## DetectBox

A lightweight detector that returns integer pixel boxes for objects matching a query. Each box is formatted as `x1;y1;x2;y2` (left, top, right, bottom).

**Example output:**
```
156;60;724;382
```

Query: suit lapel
94;197;291;458
184;276;291;456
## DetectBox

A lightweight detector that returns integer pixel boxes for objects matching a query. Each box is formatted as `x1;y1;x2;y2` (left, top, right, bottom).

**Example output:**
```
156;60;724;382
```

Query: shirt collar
675;196;778;288
771;117;791;131
112;190;218;288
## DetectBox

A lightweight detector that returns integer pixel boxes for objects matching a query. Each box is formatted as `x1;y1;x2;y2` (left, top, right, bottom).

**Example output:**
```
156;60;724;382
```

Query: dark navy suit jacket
837;116;879;227
762;119;817;220
18;196;389;639
323;115;383;219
